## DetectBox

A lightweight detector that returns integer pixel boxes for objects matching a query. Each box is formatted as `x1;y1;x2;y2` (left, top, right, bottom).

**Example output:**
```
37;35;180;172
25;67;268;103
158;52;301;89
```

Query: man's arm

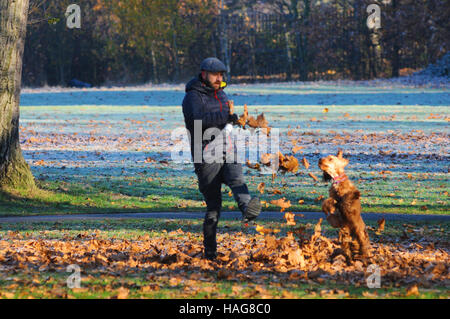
182;91;229;129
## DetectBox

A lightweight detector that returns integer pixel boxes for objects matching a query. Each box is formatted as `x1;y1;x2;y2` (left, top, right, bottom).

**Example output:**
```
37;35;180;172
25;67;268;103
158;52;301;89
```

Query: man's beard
208;79;221;89
203;76;221;89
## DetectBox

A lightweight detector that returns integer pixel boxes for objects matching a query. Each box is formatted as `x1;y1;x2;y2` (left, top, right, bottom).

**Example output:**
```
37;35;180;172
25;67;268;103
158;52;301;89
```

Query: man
182;57;261;260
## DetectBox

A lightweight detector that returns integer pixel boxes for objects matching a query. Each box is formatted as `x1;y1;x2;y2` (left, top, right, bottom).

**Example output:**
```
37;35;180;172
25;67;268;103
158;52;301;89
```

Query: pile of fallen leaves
0;221;448;294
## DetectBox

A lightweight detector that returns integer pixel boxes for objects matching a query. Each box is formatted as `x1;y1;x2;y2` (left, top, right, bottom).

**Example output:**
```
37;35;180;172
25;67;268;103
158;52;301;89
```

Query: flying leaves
257;182;265;194
270;197;291;212
255;224;280;235
278;152;299;174
308;172;319;182
236;104;271;136
376;218;386;234
302;158;310;169
284;212;296;226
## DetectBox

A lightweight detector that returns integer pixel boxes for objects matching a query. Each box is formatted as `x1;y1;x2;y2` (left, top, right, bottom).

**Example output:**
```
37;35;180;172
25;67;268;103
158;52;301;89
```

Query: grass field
2;81;448;216
0;80;448;299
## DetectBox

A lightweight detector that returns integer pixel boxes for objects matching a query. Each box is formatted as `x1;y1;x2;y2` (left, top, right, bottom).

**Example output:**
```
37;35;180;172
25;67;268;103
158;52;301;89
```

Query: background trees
21;0;449;86
0;0;35;189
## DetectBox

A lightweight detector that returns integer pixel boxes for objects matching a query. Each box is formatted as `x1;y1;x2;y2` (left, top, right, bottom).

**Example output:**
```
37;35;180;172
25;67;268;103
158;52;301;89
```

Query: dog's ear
342;158;349;167
337;149;348;167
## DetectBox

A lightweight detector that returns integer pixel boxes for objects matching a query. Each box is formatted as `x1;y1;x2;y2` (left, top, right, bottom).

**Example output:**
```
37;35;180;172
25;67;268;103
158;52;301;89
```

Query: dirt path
0;211;448;223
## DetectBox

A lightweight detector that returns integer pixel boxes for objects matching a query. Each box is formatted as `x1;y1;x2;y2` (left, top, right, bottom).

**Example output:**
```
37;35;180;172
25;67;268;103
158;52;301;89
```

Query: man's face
202;71;224;90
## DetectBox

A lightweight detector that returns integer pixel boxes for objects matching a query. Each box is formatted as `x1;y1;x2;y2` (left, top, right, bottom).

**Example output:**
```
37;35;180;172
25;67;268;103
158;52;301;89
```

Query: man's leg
195;162;223;259
222;163;260;221
202;182;222;259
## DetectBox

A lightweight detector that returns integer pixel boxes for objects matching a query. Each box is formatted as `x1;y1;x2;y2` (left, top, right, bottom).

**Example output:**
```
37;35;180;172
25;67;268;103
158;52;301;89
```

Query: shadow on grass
1;181;448;218
1;147;448;218
0;186;204;216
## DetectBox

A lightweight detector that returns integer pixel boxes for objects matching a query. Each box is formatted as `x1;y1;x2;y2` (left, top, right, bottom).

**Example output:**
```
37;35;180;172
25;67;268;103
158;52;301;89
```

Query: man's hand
228;100;234;115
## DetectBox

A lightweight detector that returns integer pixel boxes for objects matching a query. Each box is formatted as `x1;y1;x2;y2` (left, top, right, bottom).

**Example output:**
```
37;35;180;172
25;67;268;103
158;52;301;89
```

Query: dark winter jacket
182;74;231;162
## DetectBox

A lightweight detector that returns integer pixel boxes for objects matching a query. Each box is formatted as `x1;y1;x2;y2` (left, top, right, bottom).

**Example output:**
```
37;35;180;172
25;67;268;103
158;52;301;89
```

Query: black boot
203;250;217;261
203;209;220;260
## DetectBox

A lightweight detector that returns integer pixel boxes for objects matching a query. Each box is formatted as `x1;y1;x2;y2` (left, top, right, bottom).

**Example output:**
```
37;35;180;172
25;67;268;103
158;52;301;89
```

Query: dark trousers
194;162;251;255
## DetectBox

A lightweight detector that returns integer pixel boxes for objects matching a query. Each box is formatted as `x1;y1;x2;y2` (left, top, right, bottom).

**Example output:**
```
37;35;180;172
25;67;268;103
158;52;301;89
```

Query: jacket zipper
214;90;222;112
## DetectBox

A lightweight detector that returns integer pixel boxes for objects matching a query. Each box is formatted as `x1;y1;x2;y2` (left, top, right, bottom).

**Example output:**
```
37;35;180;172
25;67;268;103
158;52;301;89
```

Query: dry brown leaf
260;200;269;208
279;154;299;173
116;287;129;299
302;157;310;169
257;182;265;194
237;104;248;127
217;269;231;280
34;159;48;166
288;249;305;268
315;195;324;202
376;218;385;234
254;113;271;135
406;285;419;297
256;225;280;235
270;198;291;212
308;172;319;182
260;153;274;166
247;116;258;128
272;189;282;195
292;145;303;154
246;161;260;170
314;218;323;237
264;235;279;250
235;106;271;135
284;212;296;226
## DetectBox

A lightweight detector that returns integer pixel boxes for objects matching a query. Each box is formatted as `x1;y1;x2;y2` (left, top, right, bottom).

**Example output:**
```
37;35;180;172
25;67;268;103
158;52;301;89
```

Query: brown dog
318;150;370;262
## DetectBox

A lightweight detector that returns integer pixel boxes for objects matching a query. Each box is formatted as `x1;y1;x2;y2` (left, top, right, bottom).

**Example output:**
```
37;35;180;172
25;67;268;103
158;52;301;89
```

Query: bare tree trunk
284;25;293;81
352;0;362;80
172;31;179;80
220;14;231;75
248;17;257;81
151;43;158;83
292;0;311;81
0;0;35;190
369;30;382;78
391;0;400;77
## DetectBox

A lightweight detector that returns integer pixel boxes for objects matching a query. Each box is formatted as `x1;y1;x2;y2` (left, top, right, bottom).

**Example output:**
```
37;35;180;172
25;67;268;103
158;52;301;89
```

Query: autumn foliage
0;221;448;298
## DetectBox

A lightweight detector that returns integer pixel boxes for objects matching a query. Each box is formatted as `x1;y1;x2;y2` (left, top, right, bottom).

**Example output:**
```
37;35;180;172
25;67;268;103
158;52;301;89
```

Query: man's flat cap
200;57;227;72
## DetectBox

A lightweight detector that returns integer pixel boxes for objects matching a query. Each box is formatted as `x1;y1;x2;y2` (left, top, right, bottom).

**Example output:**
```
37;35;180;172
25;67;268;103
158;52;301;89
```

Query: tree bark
292;0;311;81
391;0;400;77
151;43;158;83
0;0;35;190
351;0;362;80
284;28;293;81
